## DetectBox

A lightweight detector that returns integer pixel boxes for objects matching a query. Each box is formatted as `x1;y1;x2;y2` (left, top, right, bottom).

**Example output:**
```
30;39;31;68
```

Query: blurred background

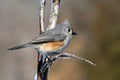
0;0;120;80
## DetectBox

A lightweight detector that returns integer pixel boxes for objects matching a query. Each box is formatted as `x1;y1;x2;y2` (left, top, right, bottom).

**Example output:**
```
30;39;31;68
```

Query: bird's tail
7;43;31;50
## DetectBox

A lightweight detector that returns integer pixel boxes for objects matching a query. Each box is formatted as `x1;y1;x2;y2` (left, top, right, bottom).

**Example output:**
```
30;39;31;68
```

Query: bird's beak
72;31;77;35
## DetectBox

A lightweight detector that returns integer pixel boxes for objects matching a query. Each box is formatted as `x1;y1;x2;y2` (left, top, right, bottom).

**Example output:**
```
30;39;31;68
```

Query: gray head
60;20;77;38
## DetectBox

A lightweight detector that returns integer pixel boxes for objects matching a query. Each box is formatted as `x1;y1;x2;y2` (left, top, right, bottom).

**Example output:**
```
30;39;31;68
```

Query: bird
8;20;77;61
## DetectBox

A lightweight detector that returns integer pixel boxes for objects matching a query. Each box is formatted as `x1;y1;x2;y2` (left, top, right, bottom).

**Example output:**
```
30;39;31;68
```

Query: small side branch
38;53;96;77
58;53;96;66
47;0;60;30
39;0;46;34
49;53;96;66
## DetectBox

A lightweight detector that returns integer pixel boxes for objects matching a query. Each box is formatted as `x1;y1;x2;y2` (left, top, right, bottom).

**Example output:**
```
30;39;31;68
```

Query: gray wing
30;30;66;44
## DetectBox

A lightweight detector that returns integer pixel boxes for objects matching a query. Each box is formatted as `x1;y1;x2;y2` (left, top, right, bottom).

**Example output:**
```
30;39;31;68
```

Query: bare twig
58;53;96;66
38;53;96;75
37;0;46;80
47;0;60;30
51;53;96;66
39;0;46;33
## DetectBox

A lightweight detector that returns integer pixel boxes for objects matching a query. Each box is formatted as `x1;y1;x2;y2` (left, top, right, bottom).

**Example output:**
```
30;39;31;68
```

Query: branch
47;0;60;30
37;0;46;80
56;53;96;66
52;53;96;66
37;53;96;77
39;0;46;34
38;59;50;80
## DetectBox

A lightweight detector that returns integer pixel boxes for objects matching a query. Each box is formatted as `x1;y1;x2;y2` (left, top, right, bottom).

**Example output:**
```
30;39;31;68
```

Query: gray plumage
8;27;66;50
7;20;76;51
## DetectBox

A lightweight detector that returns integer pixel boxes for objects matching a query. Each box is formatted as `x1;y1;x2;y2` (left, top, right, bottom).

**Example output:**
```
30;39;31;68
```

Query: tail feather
7;43;30;50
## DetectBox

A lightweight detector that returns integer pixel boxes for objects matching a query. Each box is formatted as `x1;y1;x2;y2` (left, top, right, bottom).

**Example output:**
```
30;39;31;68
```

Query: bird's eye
67;28;72;34
68;28;71;32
